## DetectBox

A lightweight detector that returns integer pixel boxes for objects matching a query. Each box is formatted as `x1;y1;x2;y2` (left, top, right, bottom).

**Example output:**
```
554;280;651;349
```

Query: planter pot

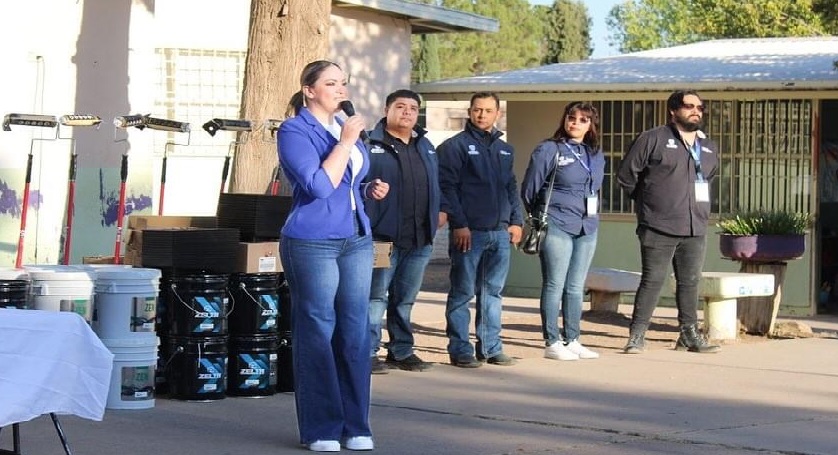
719;234;805;263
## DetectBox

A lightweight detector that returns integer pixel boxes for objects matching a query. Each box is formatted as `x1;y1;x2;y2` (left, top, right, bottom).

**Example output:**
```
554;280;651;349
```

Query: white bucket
26;266;95;323
93;268;162;340
102;337;157;410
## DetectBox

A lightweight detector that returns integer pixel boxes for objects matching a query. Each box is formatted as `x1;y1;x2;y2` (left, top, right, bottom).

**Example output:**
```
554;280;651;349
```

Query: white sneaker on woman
565;340;599;359
345;436;374;451
544;341;579;361
308;440;340;452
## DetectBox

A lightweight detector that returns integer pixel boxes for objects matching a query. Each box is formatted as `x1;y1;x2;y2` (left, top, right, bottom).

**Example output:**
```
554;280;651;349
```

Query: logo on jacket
666;139;678;149
427;149;436;154
370;145;385;154
499;150;511;156
701;146;714;154
557;156;575;166
467;145;479;155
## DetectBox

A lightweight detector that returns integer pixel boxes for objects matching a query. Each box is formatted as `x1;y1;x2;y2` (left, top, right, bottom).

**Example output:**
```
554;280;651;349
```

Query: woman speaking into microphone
277;60;389;452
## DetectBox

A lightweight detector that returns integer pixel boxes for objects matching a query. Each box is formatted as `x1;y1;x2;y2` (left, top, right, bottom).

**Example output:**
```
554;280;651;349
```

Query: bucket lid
26;267;96;282
0;268;29;281
96;267;162;281
100;337;158;348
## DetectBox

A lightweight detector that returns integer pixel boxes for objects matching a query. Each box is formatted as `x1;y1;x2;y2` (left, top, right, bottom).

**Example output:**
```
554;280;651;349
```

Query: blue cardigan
277;108;370;239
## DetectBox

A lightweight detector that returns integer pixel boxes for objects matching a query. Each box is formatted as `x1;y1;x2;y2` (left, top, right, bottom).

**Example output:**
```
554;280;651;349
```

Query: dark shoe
386;353;433;372
623;333;646;354
675;324;721;353
449;355;483;368
477;352;516;366
371;357;391;374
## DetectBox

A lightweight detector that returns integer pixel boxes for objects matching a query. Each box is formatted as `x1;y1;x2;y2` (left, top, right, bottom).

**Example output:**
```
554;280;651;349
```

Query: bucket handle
170;283;227;318
235;282;274;312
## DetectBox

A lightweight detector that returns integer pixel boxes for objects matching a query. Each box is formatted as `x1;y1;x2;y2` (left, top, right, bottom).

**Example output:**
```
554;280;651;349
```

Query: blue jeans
280;235;373;445
630;226;706;334
369;244;433;360
539;223;598;345
446;229;511;360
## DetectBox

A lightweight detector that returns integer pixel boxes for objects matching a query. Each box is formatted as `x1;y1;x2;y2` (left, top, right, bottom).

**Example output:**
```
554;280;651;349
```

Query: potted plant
716;209;811;336
717;210;810;262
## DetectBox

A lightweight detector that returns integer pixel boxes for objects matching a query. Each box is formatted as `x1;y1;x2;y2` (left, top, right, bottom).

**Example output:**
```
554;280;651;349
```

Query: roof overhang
333;0;498;34
414;38;838;98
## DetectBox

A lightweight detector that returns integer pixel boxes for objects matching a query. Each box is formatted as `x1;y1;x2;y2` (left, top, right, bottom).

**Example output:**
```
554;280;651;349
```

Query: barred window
594;98;813;216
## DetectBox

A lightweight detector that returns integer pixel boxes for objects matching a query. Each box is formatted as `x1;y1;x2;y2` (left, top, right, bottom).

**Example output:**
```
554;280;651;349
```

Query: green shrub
716;210;810;235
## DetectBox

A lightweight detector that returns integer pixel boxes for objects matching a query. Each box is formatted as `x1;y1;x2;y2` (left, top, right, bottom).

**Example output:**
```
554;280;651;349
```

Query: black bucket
166;336;228;401
277;273;292;332
227;334;278;397
276;331;294;393
166;274;229;336
227;273;280;335
156;335;169;395
0;280;28;309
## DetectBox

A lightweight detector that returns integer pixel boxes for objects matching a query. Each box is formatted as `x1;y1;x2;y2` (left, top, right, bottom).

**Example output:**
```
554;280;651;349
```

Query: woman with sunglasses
521;102;605;361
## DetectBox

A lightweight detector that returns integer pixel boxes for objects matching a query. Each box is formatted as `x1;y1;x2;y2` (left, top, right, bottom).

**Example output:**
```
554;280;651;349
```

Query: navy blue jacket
438;121;524;230
277;108;370;239
521;139;605;235
363;119;440;243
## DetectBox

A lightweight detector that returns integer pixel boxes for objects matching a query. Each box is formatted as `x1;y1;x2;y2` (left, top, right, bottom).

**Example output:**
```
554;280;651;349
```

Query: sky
529;0;623;58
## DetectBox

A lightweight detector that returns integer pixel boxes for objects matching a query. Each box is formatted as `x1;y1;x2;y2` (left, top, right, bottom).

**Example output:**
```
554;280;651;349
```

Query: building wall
0;0;415;266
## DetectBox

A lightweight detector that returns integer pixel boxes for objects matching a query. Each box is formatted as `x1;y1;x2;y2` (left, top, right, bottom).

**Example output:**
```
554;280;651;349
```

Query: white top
0;309;114;427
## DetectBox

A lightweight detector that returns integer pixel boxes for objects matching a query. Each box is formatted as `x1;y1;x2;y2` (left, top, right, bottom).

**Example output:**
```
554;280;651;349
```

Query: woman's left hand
367;178;389;200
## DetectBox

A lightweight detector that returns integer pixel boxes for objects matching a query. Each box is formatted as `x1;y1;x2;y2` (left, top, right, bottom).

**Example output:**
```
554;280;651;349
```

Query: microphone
339;100;368;141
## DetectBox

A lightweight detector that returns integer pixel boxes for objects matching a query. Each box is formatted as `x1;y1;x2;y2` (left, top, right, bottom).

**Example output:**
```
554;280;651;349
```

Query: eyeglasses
565;115;590;124
681;103;705;112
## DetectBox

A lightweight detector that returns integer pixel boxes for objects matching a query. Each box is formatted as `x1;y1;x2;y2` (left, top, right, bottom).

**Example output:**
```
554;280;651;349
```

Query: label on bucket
121;365;155;401
60;298;92;322
131;296;157;332
233;353;274;391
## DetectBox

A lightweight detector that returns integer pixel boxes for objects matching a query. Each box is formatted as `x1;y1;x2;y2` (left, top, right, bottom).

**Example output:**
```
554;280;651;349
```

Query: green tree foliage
414;34;441;84
412;0;545;81
607;0;828;53
812;0;838;34
541;0;593;64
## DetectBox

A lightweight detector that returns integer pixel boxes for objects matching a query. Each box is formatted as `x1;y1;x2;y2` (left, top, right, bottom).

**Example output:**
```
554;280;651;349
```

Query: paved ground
4;260;838;455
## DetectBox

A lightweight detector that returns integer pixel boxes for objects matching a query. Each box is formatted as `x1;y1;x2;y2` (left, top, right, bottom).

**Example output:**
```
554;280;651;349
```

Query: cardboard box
237;241;281;273
82;255;116;265
127;215;217;230
373;241;393;269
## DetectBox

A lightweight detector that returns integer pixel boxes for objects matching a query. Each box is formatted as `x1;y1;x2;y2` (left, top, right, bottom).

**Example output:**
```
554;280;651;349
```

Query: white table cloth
0;309;113;428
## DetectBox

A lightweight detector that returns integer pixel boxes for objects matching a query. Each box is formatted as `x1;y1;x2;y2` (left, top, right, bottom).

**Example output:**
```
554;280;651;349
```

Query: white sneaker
544;341;579;361
345;436;374;451
565;340;599;359
308;440;340;452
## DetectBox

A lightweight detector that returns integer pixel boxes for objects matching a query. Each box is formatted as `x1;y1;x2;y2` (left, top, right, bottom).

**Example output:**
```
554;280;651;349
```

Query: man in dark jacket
364;89;441;373
438;92;524;368
617;89;721;355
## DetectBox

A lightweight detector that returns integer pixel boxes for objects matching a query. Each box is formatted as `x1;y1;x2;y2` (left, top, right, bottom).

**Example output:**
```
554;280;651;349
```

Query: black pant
630;227;706;333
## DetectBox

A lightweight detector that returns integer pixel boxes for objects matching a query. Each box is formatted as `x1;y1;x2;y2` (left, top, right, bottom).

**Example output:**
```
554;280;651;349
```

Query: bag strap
537;151;560;219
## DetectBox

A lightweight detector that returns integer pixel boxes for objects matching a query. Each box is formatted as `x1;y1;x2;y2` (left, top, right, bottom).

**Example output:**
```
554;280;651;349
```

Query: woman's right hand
340;114;366;145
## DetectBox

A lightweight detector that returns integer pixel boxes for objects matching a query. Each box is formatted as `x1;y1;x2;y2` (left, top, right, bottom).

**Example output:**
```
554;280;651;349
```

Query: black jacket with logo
617;124;719;236
438;121;524;231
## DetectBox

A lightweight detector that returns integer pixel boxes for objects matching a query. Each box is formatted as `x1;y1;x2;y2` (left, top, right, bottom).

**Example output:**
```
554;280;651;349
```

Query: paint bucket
0;268;29;309
166;336;228;401
26;266;95;323
227;273;279;335
165;274;229;336
93;267;161;340
276;330;294;393
227;334;278;397
102;337;157;410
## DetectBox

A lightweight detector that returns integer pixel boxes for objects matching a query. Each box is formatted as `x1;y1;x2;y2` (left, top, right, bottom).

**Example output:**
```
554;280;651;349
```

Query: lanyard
688;140;705;182
563;142;595;194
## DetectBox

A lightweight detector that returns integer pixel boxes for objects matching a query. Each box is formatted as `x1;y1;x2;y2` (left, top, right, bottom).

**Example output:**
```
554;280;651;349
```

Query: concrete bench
666;271;775;341
585;267;641;312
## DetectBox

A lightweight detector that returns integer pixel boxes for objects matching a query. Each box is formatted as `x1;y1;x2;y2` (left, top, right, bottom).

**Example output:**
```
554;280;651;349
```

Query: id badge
695;181;710;202
586;195;598;216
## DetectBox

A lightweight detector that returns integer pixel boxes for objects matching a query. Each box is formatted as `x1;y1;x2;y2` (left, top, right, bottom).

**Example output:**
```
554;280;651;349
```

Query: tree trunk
737;261;787;335
230;0;331;194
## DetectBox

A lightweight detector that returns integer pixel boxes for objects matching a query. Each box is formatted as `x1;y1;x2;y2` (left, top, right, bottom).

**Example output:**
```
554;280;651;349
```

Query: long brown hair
549;101;600;152
287;60;342;117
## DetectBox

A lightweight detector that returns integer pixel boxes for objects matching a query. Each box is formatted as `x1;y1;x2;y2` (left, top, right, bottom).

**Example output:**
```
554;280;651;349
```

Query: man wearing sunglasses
617;89;721;355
